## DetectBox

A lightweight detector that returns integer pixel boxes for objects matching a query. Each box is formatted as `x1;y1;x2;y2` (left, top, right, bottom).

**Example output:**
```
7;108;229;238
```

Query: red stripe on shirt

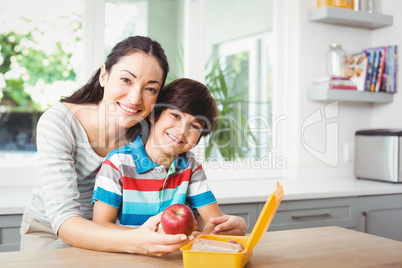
122;169;193;191
122;177;162;191
194;164;202;172
103;159;119;171
165;169;192;189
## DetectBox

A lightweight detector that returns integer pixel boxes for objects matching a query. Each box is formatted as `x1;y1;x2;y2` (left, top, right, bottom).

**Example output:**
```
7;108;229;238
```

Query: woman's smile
118;102;141;115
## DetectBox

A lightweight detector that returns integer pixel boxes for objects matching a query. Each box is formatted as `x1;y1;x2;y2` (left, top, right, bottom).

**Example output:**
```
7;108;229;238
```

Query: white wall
277;0;400;179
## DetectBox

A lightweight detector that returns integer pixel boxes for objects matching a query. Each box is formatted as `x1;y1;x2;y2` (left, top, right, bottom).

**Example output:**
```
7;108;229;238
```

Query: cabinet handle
362;211;368;233
291;213;331;220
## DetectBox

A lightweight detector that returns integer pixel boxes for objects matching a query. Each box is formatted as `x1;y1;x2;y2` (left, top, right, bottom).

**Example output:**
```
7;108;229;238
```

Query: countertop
2;226;402;267
2;177;402;215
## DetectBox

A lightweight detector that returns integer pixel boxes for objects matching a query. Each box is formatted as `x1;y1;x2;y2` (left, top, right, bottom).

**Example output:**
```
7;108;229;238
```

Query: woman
20;36;246;256
20;36;186;255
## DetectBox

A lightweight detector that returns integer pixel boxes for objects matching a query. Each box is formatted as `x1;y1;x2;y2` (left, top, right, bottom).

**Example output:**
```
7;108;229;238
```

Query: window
200;0;278;179
0;0;83;156
206;33;273;161
3;0;278;184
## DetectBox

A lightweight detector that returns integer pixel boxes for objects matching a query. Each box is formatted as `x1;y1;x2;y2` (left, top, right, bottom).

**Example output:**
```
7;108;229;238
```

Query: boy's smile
166;132;184;144
146;108;204;165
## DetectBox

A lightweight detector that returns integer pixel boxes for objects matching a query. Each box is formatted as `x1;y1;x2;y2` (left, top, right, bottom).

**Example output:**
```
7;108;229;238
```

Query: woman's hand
125;213;194;256
208;215;247;236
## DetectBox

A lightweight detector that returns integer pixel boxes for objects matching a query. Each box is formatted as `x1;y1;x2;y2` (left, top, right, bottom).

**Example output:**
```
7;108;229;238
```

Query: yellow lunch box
180;182;284;268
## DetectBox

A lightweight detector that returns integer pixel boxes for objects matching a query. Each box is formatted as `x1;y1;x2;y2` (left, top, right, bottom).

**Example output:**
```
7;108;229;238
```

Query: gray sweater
25;102;104;234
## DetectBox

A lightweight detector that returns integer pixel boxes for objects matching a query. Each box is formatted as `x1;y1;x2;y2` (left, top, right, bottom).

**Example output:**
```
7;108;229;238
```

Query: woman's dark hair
61;36;169;104
152;78;218;137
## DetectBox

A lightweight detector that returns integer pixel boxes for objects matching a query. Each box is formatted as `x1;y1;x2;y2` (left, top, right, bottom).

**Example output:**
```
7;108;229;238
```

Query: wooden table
2;226;402;267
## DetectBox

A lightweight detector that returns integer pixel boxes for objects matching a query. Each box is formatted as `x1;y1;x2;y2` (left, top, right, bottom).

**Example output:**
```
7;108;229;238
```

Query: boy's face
149;108;204;157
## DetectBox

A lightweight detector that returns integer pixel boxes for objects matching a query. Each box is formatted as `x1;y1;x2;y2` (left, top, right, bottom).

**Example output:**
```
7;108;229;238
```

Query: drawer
265;197;357;231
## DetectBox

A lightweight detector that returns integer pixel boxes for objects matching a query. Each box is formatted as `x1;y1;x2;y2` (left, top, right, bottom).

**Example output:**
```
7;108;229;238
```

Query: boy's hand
129;213;194;256
190;230;201;238
208;215;247;236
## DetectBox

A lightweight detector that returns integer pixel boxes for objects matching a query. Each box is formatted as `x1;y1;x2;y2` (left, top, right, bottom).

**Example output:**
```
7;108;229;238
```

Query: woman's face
100;52;164;129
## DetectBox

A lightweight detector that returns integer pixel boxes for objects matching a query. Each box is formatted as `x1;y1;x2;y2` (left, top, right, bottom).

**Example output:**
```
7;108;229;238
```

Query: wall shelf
308;89;394;103
308;7;393;29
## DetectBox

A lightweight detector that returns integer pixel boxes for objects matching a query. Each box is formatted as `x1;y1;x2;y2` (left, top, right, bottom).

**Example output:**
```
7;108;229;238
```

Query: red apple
161;204;196;236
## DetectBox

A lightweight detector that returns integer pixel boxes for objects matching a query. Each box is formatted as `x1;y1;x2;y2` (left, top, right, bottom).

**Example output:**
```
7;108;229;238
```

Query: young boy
92;78;246;237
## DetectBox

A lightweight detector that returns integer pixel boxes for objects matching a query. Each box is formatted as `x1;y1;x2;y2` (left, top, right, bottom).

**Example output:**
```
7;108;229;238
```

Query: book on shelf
369;49;379;92
346;52;368;91
375;45;398;93
311;76;357;91
364;49;374;91
360;45;398;93
386;45;398;93
384;46;391;92
364;48;382;92
375;47;386;92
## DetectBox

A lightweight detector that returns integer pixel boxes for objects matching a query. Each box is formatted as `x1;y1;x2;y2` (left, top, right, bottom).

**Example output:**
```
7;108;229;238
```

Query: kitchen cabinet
224;197;358;233
0;214;22;252
267;197;357;231
223;194;402;242
357;194;402;241
266;195;402;241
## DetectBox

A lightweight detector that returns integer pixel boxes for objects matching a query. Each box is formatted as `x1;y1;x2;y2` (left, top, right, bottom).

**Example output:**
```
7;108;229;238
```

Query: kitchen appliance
355;129;402;183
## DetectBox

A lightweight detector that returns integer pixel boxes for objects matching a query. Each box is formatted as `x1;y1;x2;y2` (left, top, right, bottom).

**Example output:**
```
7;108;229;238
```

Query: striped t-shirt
24;102;104;234
92;136;217;227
